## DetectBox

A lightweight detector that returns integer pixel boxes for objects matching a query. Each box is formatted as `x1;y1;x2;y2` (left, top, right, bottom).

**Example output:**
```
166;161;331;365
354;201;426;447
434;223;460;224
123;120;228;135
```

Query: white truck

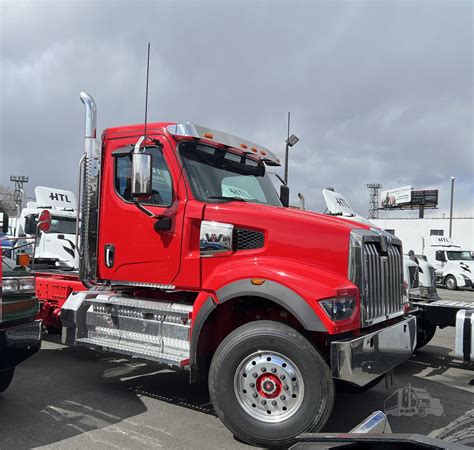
422;236;473;290
13;186;79;269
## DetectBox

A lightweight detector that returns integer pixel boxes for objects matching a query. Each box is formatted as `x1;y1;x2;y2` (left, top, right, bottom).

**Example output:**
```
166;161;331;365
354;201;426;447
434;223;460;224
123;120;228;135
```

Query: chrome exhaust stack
77;91;101;283
80;91;97;139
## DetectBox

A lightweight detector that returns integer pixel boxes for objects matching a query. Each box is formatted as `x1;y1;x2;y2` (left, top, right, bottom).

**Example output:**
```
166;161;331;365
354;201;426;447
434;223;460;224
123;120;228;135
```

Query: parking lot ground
0;290;473;449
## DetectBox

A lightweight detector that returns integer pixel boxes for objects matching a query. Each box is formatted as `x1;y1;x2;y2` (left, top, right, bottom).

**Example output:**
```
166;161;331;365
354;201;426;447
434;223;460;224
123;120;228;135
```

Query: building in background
371;217;473;253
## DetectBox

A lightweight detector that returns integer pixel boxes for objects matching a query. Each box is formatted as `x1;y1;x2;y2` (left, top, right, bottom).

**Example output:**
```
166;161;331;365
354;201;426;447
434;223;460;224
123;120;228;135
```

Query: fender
189;279;326;371
190;257;359;369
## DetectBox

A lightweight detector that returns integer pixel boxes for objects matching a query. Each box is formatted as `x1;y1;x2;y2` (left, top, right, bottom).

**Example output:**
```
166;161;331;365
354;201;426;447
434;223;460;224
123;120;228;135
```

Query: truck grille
408;266;419;288
361;241;404;326
234;228;264;250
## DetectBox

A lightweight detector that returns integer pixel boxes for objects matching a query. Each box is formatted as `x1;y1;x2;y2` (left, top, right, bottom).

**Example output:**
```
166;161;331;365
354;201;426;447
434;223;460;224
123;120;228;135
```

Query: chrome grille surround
349;229;404;327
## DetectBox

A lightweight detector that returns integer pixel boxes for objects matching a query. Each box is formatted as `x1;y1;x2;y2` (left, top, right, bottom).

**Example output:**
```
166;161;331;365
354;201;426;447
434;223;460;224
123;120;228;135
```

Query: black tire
435;409;474;446
0;368;15;393
208;320;335;448
445;275;458;290
416;322;437;350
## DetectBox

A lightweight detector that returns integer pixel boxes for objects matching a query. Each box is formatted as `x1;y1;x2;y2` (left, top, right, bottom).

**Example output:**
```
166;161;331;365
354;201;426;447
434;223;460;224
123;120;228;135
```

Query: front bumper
0;320;42;370
330;316;417;387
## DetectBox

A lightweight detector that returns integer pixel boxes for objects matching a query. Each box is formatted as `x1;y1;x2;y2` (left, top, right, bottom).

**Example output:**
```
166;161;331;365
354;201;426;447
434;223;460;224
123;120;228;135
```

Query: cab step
62;291;193;368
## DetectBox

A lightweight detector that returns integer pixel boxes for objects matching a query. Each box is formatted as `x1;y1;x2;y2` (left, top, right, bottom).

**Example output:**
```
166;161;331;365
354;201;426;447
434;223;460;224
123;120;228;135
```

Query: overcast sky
1;0;472;218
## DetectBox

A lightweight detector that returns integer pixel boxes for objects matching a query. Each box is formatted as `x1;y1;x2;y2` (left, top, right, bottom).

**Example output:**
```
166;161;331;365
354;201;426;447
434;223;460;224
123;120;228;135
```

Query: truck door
98;134;187;286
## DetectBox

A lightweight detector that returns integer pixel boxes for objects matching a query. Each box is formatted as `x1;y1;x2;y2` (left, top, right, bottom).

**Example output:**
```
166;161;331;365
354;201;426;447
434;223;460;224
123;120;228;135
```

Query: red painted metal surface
37;122;372;338
35;271;85;328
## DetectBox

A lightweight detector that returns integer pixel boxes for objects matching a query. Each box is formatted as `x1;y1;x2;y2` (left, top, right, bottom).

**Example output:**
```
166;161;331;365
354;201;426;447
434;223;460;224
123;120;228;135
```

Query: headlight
19;277;35;293
2;277;35;294
2;278;19;294
319;295;356;321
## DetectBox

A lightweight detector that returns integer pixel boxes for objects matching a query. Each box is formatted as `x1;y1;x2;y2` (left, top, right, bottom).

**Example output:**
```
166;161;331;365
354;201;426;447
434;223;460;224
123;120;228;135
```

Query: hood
203;202;370;278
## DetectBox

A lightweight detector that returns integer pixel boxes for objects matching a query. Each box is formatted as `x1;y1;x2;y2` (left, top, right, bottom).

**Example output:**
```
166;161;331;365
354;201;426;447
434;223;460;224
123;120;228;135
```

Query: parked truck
422;236;473;290
1;252;42;392
35;92;417;447
13;186;79;270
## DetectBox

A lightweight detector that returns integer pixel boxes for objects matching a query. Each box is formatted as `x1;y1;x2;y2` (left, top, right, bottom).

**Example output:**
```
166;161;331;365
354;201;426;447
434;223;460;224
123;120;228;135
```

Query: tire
208;321;335;448
0;368;15;393
416;322;437;350
417;404;427;417
435;409;474;446
445;275;458;290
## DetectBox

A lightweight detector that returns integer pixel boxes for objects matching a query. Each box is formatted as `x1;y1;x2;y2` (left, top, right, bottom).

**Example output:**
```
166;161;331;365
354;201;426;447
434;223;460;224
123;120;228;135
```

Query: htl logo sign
49;193;71;203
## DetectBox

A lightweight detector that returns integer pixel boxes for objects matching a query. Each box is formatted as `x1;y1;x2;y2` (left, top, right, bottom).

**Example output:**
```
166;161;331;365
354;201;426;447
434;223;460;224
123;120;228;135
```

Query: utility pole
449;176;455;238
284;112;299;185
10;175;28;216
367;183;382;219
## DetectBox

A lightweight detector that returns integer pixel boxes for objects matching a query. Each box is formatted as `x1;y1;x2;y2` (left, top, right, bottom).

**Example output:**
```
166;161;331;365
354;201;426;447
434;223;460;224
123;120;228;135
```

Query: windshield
30;214;77;234
447;251;474;261
179;141;282;207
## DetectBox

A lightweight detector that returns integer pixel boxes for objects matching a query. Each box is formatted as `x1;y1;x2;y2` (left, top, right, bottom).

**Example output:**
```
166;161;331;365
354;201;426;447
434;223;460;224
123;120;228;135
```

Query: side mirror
1;212;8;233
280;185;290;208
132;151;152;198
38;209;52;233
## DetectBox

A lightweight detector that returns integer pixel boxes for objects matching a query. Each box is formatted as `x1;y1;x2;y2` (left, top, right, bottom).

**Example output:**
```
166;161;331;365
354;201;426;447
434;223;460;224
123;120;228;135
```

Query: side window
115;146;173;206
435;251;445;262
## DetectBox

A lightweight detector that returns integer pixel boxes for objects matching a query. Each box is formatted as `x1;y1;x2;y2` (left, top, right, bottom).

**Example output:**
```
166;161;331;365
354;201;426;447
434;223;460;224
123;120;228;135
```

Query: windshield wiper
207;196;248;202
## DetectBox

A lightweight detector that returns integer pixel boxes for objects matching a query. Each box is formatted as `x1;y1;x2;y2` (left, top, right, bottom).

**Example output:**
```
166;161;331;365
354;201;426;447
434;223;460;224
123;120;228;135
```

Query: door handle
105;244;115;268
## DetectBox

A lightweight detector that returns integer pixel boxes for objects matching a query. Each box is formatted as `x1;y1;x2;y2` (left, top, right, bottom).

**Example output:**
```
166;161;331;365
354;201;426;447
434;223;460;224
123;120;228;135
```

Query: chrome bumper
330;316;417;387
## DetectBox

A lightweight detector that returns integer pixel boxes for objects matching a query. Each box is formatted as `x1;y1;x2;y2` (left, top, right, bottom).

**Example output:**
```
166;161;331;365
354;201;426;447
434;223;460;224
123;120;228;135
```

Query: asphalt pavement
1;288;473;449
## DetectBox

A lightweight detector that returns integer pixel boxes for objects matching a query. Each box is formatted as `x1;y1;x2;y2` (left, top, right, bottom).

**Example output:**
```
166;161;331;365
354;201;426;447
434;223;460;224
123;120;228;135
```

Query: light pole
284;112;299;185
449;176;455;238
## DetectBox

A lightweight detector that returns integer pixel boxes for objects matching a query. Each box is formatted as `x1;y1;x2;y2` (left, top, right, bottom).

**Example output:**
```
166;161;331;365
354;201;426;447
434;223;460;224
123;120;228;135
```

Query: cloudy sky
1;0;472;218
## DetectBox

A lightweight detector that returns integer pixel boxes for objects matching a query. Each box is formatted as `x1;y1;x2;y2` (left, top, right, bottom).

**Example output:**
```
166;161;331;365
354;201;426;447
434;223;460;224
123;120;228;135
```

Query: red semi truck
36;92;417;447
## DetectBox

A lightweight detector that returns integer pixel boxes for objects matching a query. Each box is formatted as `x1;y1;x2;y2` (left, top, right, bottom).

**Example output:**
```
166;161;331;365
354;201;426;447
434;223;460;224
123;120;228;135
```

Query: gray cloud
1;0;472;217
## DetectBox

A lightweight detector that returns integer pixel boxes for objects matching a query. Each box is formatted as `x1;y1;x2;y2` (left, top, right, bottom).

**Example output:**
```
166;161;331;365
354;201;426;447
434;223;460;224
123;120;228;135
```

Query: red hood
203;203;370;278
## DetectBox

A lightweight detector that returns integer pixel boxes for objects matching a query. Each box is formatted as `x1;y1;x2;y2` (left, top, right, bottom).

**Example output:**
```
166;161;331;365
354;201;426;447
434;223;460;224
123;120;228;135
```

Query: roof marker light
251;147;258;153
260;150;267;156
203;132;214;139
240;143;248;149
251;278;266;286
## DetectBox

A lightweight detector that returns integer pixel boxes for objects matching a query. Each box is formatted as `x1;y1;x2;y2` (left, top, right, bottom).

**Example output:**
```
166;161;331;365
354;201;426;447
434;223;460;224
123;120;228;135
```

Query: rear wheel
0;368;15;393
416;322;437;349
208;321;334;448
445;275;457;290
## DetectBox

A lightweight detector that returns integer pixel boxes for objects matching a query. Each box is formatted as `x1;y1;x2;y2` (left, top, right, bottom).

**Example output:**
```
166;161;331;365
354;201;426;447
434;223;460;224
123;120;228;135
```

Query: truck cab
48;92;418;447
424;236;473;290
14;186;79;269
1;256;42;392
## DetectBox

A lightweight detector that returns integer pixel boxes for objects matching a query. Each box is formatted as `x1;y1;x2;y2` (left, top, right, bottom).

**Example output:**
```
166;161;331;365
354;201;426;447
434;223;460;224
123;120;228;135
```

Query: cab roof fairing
167;122;281;167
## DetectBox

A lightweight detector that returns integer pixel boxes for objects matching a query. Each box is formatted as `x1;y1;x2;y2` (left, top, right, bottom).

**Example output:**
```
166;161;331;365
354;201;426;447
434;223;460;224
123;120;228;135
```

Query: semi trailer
34;92;417;447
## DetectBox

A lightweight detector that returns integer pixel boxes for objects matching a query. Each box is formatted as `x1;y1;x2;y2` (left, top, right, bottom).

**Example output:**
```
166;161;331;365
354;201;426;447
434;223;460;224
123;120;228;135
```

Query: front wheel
445;275;458;290
0;368;15;393
208;321;335;448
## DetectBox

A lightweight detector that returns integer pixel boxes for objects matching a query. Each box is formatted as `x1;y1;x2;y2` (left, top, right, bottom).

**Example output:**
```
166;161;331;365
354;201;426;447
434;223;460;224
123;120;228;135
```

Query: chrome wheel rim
447;278;455;289
234;351;304;423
